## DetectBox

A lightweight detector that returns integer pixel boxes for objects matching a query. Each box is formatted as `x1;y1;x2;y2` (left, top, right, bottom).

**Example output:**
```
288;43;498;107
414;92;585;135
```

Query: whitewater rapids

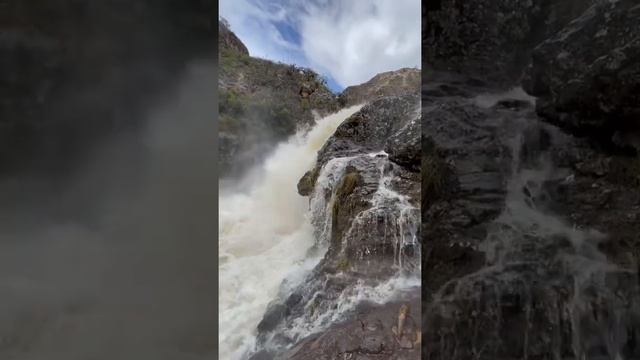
218;105;363;360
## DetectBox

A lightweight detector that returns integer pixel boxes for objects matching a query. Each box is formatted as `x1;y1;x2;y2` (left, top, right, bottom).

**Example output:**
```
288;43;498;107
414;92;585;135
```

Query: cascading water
218;105;363;360
339;151;420;272
252;101;422;357
428;89;640;359
272;153;421;346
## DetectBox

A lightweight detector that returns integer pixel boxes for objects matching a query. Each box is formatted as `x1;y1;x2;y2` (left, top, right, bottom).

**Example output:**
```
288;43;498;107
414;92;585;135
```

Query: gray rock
424;0;594;86
523;0;640;148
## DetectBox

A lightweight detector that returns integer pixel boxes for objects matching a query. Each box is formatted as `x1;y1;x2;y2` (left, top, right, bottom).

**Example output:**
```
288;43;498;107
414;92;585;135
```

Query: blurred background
0;1;217;359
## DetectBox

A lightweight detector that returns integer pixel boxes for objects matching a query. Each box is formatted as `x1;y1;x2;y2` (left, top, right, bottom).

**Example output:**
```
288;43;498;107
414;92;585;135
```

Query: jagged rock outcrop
523;0;640;151
339;68;420;107
218;20;339;177
219;18;248;55
251;94;421;360
0;0;215;176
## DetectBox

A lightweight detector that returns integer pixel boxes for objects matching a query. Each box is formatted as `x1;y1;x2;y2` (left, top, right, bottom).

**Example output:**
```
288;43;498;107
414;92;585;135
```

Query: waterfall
218;105;363;360
428;88;639;359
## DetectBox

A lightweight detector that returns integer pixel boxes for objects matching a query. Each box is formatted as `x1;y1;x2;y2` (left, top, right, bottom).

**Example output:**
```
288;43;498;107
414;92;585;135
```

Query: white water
271;150;421;343
283;275;421;341
218;105;363;360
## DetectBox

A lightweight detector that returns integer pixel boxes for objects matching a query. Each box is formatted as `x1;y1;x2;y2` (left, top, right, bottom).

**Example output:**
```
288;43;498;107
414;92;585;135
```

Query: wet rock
254;94;421;359
422;70;640;359
423;1;640;357
257;304;287;334
282;298;421;360
317;94;421;165
523;0;640;149
385;116;421;173
248;349;275;360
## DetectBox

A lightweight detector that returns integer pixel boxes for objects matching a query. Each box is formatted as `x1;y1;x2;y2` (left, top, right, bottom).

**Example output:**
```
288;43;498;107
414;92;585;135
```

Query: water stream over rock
423;79;640;360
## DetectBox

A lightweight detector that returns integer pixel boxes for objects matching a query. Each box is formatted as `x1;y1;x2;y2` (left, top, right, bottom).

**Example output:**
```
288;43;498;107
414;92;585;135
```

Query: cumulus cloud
219;0;304;64
219;0;421;88
299;0;421;87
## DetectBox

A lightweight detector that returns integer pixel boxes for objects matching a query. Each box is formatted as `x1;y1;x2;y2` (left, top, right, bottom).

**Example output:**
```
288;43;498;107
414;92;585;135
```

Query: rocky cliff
523;0;640;152
218;20;339;177
339;68;420;107
423;1;640;359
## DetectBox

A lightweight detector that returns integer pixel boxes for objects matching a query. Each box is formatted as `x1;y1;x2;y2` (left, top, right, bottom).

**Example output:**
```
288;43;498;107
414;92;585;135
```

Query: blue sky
219;0;421;93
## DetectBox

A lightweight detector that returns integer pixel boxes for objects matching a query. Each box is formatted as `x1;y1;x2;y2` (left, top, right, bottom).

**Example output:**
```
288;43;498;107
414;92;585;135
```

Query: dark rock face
423;1;640;356
251;94;421;360
424;0;542;85
422;73;516;295
523;0;640;150
0;0;215;176
424;0;593;86
422;71;640;360
340;68;420;107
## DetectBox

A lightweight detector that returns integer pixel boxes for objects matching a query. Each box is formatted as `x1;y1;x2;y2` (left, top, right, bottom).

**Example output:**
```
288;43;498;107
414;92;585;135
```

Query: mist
0;61;217;359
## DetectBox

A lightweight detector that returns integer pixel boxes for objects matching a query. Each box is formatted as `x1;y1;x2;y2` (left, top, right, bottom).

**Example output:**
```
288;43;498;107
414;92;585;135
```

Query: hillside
339;67;420;107
218;20;339;177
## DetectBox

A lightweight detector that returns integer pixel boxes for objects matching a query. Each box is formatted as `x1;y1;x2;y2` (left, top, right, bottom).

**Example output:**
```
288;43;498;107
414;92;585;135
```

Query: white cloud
219;0;421;88
219;0;301;63
299;0;421;87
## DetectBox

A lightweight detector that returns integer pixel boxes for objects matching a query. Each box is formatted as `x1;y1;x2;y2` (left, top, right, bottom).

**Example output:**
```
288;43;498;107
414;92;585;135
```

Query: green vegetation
218;90;243;115
330;168;362;242
218;25;341;174
219;48;251;72
336;258;351;272
337;172;360;198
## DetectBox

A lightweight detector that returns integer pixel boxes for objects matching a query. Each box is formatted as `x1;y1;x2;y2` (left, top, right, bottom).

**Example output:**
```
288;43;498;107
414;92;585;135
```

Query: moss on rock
336;258;351;272
298;166;321;196
330;167;362;245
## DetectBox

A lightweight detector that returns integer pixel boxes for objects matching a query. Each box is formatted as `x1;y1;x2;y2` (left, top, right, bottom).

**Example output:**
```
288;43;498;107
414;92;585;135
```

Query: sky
219;0;421;93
